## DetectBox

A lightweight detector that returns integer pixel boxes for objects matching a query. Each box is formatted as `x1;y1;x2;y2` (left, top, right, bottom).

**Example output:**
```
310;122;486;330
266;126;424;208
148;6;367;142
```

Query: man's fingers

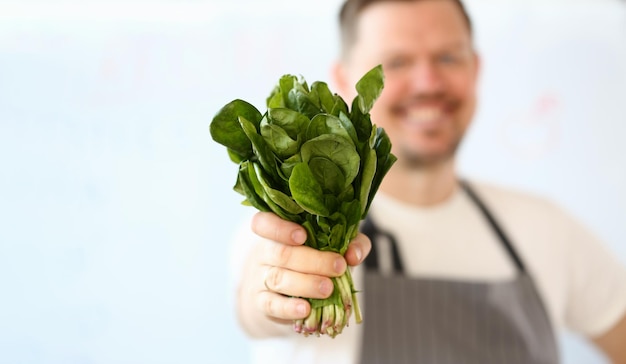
263;265;334;299
251;212;307;246
256;291;310;321
344;232;372;267
262;241;346;277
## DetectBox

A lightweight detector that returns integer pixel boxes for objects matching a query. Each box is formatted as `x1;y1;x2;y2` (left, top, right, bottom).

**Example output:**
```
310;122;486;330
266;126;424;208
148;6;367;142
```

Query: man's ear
331;61;354;100
473;51;481;80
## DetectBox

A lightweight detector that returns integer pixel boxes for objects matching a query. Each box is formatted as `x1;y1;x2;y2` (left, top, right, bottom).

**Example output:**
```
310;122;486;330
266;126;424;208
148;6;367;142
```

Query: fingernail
291;230;307;245
354;246;363;263
319;280;333;296
334;258;346;274
296;303;307;316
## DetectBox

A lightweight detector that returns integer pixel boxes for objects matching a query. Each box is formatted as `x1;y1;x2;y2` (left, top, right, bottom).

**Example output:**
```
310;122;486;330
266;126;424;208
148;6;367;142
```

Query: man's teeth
408;108;442;123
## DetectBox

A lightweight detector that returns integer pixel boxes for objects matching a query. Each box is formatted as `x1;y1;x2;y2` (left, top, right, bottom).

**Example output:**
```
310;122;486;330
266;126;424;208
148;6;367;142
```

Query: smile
405;107;446;128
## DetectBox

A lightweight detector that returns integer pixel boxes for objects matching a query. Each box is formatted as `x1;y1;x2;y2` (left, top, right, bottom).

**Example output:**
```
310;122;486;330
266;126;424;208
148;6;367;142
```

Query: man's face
336;0;480;167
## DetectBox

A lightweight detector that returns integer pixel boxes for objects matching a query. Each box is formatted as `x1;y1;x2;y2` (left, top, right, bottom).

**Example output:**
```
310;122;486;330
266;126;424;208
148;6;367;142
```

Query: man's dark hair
339;0;473;57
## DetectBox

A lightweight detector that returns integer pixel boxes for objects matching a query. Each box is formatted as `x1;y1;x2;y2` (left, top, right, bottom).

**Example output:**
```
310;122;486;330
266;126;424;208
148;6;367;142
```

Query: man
232;0;626;363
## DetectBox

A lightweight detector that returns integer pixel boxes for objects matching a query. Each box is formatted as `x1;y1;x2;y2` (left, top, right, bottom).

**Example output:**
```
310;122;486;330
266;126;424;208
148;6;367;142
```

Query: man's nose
409;61;445;94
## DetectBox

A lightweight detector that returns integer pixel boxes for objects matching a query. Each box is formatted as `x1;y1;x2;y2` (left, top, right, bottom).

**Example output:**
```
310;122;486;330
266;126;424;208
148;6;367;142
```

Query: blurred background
0;0;624;363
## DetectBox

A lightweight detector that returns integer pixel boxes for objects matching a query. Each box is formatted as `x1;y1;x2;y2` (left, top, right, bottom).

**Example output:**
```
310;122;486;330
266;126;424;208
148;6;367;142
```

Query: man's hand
236;212;371;338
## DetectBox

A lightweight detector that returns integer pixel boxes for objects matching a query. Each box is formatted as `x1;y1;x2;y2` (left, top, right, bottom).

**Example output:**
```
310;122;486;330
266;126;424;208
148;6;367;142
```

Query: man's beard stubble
397;135;462;170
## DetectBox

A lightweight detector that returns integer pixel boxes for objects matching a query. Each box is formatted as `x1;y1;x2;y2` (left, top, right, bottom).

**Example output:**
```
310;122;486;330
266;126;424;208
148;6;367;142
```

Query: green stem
344;268;362;324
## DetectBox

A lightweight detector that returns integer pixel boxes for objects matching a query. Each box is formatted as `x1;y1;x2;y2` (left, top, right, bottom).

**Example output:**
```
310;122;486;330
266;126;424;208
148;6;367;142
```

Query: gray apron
358;181;560;364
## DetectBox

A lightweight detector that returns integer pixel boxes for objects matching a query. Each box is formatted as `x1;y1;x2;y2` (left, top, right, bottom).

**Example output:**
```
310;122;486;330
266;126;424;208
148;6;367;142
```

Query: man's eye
385;58;409;70
438;54;458;64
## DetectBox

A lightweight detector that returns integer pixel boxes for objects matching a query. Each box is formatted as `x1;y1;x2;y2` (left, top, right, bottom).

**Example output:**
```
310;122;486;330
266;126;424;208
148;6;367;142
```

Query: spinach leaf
308;156;346;195
355;64;384;115
301;134;360;189
267;108;309;140
210;99;262;159
260;122;298;159
289;162;330;217
311;81;335;113
306;114;354;147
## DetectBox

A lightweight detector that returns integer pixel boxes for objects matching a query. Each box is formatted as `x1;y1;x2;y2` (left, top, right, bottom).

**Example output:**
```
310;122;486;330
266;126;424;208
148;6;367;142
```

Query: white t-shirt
233;181;626;364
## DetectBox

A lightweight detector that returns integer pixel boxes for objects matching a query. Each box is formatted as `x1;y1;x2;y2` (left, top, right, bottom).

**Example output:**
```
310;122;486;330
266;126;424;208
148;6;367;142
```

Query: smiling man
335;0;477;175
233;1;626;363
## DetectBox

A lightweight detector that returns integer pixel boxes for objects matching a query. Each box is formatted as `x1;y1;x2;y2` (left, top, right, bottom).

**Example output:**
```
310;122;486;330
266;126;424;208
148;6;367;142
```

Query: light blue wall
0;1;623;363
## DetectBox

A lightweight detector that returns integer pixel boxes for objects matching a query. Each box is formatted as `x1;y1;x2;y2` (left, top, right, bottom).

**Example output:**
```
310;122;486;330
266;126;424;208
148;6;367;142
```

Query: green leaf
350;97;373;143
266;92;284;109
316;215;331;234
362;127;397;216
315;212;349;253
267;108;309;140
373;126;392;157
253;163;304;215
237;163;271;212
311;81;335;113
358;148;377;217
233;172;244;196
337;111;359;146
289;163;330;217
302;219;318;249
340;200;362;252
368;122;378;149
210;99;262;160
227;148;247;164
337;184;355;203
267;189;305;216
276;75;298;108
308;157;345;195
323;194;339;216
306;114;354;147
239;115;280;184
330;95;349;118
329;223;345;252
355;64;384;115
340;200;361;229
260;123;298;159
279;153;302;181
301;135;360;189
247;163;301;221
367;153;396;214
289;88;321;119
245;161;266;197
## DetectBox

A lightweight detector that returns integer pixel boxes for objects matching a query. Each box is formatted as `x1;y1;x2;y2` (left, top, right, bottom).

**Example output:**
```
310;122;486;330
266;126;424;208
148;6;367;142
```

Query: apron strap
459;180;526;273
363;180;527;274
361;217;405;273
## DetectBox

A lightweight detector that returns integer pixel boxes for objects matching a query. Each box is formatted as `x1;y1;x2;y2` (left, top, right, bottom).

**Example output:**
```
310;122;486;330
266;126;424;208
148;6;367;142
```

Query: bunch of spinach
210;65;396;337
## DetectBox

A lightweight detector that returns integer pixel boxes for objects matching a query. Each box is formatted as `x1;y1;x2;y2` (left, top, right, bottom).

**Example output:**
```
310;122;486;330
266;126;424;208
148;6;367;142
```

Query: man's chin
398;148;457;169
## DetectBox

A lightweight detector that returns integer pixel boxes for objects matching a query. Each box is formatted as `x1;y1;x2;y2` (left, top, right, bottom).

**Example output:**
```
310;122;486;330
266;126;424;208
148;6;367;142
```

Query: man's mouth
403;106;448;130
408;107;443;124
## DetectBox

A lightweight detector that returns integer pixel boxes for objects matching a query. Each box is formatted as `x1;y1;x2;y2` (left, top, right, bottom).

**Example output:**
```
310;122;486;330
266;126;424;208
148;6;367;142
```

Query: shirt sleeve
227;211;295;338
563;213;626;337
228;211;257;291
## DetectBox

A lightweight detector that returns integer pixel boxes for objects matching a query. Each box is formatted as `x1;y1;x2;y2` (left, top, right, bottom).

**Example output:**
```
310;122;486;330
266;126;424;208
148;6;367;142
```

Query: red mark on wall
499;93;562;159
